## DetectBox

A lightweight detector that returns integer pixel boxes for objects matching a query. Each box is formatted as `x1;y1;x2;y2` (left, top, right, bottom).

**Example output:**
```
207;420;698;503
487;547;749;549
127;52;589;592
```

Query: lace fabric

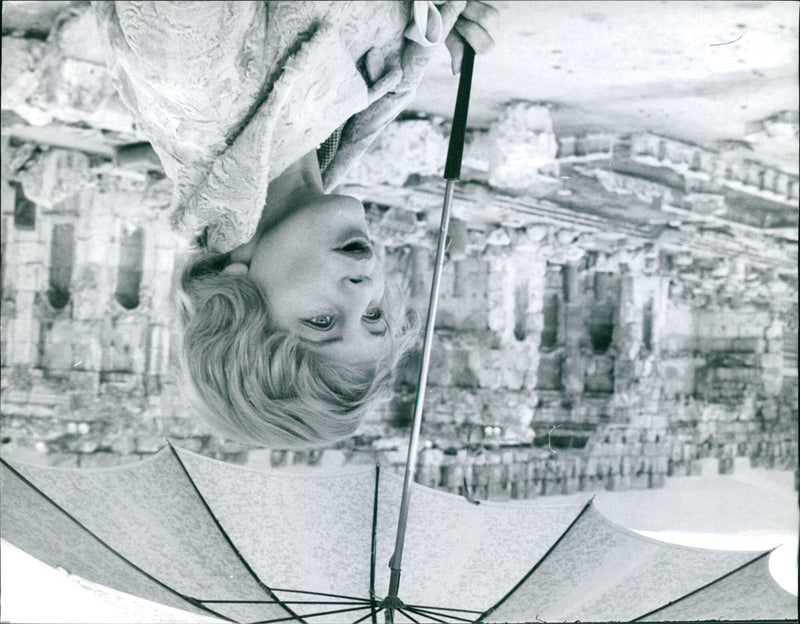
93;1;466;252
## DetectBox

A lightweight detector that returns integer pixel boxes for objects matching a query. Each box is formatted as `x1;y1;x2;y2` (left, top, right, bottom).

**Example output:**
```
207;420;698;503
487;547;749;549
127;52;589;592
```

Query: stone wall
365;210;795;489
2;130;796;488
1;3;797;495
336;99;797;493
0;140;245;467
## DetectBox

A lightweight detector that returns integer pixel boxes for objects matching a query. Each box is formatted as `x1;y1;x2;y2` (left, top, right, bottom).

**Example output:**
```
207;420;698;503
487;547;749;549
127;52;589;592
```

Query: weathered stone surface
485;102;559;190
343;119;448;186
1;38;49;124
18;148;95;208
2;5;137;134
1;1;76;35
54;8;108;64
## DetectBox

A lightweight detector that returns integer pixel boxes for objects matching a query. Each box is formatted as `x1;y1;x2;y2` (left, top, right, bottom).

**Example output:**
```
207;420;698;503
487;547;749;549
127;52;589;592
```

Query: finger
445;30;464;75
455;18;495;54
461;1;500;30
365;48;385;84
367;66;402;104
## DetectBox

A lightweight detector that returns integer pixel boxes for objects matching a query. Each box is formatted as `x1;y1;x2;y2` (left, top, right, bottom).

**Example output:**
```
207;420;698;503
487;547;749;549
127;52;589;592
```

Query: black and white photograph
0;1;797;622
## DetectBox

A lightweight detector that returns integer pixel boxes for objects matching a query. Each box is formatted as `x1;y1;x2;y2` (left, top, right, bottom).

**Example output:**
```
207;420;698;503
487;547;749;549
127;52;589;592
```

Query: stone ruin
1;2;797;498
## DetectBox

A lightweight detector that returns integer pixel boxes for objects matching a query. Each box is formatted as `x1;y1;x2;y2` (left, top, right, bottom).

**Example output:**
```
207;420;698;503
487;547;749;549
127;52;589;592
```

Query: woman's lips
333;233;373;260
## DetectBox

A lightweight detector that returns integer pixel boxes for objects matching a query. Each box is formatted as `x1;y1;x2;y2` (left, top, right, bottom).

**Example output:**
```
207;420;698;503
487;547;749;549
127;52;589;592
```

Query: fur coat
94;1;465;252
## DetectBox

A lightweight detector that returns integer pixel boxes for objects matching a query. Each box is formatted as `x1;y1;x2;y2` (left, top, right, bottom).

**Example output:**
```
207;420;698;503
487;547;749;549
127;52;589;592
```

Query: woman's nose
344;275;376;299
340;253;377;281
342;266;385;300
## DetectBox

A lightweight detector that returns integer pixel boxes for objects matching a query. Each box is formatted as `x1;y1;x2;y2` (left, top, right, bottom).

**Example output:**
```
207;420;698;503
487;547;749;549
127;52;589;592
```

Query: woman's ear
222;262;249;276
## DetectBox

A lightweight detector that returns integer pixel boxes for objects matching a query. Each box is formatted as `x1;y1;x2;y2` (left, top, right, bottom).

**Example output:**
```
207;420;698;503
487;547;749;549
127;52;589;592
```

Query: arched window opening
388;396;414;429
540;293;559;350
11;181;36;230
115;227;144;309
513;280;529;341
589;272;616;354
589;303;615;353
642;298;654;351
47;224;75;309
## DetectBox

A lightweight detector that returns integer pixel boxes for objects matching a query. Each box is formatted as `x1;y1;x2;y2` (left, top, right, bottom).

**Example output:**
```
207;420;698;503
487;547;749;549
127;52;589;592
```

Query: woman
94;1;497;448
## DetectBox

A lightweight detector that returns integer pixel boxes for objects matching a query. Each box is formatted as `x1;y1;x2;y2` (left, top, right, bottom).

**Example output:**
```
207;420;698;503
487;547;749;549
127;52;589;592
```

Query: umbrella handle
385;44;476;620
444;45;476;180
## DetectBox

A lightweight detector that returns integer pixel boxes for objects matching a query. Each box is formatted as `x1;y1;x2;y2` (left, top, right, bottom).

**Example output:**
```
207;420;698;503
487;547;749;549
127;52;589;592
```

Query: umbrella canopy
1;446;796;623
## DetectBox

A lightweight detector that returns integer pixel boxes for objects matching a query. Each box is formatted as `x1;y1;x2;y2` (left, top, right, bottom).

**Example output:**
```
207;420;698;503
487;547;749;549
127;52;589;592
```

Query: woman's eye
305;314;335;329
363;308;383;323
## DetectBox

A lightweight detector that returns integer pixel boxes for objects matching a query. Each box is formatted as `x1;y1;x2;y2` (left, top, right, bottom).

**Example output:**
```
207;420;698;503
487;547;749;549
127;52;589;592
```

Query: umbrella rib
475;498;594;622
405;606;475;622
396;607;422;623
404;604;483;615
630;549;775;622
409;605;478;623
203;600;370;606
271;588;372;602
168;445;305;623
369;463;381;624
352;606;385;624
250;603;375;624
0;458;236;623
403;606;450;623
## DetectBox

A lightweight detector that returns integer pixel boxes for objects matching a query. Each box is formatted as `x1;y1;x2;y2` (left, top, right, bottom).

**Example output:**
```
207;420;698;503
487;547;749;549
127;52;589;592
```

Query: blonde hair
176;251;415;449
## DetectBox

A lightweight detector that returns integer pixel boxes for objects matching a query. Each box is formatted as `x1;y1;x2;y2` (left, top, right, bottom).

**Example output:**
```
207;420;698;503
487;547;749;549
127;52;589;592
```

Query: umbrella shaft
387;180;456;606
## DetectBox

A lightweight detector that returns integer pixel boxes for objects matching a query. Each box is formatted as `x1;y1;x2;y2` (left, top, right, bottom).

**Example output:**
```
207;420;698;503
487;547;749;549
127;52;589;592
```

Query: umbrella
1;446;797;623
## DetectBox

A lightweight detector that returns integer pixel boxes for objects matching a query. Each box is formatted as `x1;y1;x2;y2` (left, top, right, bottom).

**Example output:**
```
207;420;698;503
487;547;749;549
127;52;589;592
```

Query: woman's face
248;194;388;365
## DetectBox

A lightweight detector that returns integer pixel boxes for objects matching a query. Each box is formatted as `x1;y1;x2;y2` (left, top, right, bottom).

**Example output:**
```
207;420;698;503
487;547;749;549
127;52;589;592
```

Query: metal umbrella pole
384;45;475;623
